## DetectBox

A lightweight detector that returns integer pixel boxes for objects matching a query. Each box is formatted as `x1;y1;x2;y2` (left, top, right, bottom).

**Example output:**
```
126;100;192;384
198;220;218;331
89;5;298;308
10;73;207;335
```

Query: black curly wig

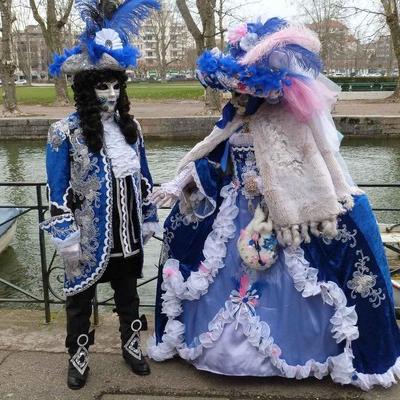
72;69;138;153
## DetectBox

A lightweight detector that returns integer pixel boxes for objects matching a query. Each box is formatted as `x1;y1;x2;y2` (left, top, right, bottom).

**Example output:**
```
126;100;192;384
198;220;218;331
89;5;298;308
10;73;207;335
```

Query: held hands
150;181;181;208
150;164;194;208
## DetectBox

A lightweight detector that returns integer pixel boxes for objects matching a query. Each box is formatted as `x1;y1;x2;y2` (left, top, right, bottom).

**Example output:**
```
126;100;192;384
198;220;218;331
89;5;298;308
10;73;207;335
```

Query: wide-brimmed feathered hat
197;18;338;121
49;0;160;76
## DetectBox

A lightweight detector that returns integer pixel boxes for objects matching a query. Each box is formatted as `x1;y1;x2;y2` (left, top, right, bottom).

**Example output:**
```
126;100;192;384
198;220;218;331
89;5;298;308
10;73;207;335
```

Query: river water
0;137;400;307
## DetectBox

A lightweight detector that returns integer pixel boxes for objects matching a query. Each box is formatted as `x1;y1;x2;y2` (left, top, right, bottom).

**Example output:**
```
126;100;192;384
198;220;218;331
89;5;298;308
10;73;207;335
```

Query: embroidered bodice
229;129;262;201
230;130;257;182
102;113;140;178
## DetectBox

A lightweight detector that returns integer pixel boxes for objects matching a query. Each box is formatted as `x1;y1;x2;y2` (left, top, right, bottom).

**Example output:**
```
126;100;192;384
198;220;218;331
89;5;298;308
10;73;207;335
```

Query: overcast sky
243;0;297;21
231;0;384;39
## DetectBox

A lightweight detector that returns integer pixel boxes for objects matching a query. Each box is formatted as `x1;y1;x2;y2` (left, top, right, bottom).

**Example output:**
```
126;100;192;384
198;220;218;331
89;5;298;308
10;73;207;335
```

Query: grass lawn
0;82;204;105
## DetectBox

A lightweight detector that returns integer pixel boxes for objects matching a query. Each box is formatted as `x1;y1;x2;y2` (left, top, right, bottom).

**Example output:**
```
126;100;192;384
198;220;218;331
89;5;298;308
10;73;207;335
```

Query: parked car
167;74;188;81
15;79;27;85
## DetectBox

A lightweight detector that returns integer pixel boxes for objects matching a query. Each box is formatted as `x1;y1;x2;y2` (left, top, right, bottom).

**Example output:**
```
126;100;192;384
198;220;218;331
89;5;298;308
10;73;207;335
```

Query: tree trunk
1;63;19;114
0;0;20;115
199;0;221;111
29;0;73;105
176;0;221;111
381;0;400;102
54;77;70;105
50;28;70;105
176;0;205;54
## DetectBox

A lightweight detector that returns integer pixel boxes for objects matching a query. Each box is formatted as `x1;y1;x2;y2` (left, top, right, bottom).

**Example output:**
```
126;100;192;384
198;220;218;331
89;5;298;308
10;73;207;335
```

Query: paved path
0;309;399;400
4;95;400;120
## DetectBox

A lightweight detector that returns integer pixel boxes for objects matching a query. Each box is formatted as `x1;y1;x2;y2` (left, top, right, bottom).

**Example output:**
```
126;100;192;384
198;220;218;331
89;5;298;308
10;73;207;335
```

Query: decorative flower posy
229;274;259;321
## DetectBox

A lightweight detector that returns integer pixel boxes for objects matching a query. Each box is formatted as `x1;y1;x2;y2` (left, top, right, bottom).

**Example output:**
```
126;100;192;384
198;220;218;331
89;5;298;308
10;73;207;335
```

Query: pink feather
240;26;321;66
282;77;337;122
239;274;250;298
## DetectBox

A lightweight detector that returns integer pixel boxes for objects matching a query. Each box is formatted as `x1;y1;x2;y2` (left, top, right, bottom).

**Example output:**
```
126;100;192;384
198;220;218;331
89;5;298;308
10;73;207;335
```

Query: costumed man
40;0;160;390
148;19;400;390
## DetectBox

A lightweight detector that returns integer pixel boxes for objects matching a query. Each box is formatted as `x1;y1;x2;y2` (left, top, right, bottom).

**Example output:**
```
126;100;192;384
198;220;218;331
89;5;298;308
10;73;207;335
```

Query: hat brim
62;52;125;75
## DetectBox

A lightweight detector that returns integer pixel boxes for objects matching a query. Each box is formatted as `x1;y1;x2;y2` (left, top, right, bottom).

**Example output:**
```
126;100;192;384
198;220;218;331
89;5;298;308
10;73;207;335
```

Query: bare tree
13;1;33;85
176;0;220;110
0;0;20;115
29;0;74;105
176;0;216;55
293;0;347;71
379;1;400;99
338;1;400;101
148;0;182;81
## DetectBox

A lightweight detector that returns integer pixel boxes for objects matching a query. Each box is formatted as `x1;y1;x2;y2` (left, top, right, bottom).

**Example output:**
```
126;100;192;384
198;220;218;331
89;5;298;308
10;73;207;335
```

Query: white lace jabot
102;113;140;178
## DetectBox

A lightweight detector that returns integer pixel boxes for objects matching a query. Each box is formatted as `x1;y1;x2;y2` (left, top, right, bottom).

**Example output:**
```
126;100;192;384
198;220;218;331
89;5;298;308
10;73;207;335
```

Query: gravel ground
0;309;399;400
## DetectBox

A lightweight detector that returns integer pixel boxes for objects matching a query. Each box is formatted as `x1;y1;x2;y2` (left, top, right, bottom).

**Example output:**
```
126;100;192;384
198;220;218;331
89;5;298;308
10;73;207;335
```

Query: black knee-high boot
65;285;96;389
111;277;150;375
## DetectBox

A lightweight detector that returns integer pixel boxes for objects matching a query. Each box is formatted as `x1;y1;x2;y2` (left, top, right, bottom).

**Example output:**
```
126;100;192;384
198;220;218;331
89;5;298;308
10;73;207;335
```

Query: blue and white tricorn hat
49;0;160;76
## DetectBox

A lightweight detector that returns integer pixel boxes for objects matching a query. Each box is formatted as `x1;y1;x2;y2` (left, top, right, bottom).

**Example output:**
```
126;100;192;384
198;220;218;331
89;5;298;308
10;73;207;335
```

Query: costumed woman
40;0;160;390
148;18;400;390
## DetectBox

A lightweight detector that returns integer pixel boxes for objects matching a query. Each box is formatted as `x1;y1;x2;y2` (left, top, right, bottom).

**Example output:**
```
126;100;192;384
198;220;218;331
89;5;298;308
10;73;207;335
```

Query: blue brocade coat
40;112;157;296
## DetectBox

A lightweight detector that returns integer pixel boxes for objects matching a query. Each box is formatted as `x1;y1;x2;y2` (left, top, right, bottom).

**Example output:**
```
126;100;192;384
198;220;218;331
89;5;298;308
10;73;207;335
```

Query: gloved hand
51;230;81;264
58;242;82;263
142;222;162;245
150;163;194;208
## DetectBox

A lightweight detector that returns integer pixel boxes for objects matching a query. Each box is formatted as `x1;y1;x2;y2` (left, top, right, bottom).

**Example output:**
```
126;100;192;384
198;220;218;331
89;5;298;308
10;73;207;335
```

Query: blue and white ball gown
149;126;400;390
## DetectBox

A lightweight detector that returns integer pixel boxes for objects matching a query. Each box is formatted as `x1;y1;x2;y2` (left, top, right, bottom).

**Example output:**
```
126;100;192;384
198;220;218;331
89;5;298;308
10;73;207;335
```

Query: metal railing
1;181;399;323
0;181;163;324
337;82;397;92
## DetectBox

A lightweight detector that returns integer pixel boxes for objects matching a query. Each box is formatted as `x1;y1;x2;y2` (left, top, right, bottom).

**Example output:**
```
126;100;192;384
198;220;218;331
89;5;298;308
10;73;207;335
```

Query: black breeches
65;272;139;353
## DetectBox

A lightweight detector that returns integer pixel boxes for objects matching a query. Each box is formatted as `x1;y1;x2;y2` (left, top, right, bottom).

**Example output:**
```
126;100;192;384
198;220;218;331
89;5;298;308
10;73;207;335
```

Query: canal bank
0;309;399;400
1;114;400;139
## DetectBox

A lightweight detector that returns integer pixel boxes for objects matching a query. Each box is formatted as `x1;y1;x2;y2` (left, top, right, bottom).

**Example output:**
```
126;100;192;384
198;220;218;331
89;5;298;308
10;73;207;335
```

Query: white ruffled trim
149;293;356;382
147;184;239;359
354;357;400;390
161;184;238;304
148;192;400;390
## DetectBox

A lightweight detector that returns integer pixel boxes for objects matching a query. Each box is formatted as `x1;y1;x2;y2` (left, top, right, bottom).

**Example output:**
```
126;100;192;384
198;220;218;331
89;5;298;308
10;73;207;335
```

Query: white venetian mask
94;80;121;113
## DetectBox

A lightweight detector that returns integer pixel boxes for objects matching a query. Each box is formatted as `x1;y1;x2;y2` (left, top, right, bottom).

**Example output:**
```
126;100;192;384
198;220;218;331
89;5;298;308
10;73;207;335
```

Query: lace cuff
40;214;78;241
160;164;194;198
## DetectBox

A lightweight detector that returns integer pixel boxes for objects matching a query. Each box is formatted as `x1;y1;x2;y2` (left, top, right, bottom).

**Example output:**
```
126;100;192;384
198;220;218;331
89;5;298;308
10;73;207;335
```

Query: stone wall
0;115;400;139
